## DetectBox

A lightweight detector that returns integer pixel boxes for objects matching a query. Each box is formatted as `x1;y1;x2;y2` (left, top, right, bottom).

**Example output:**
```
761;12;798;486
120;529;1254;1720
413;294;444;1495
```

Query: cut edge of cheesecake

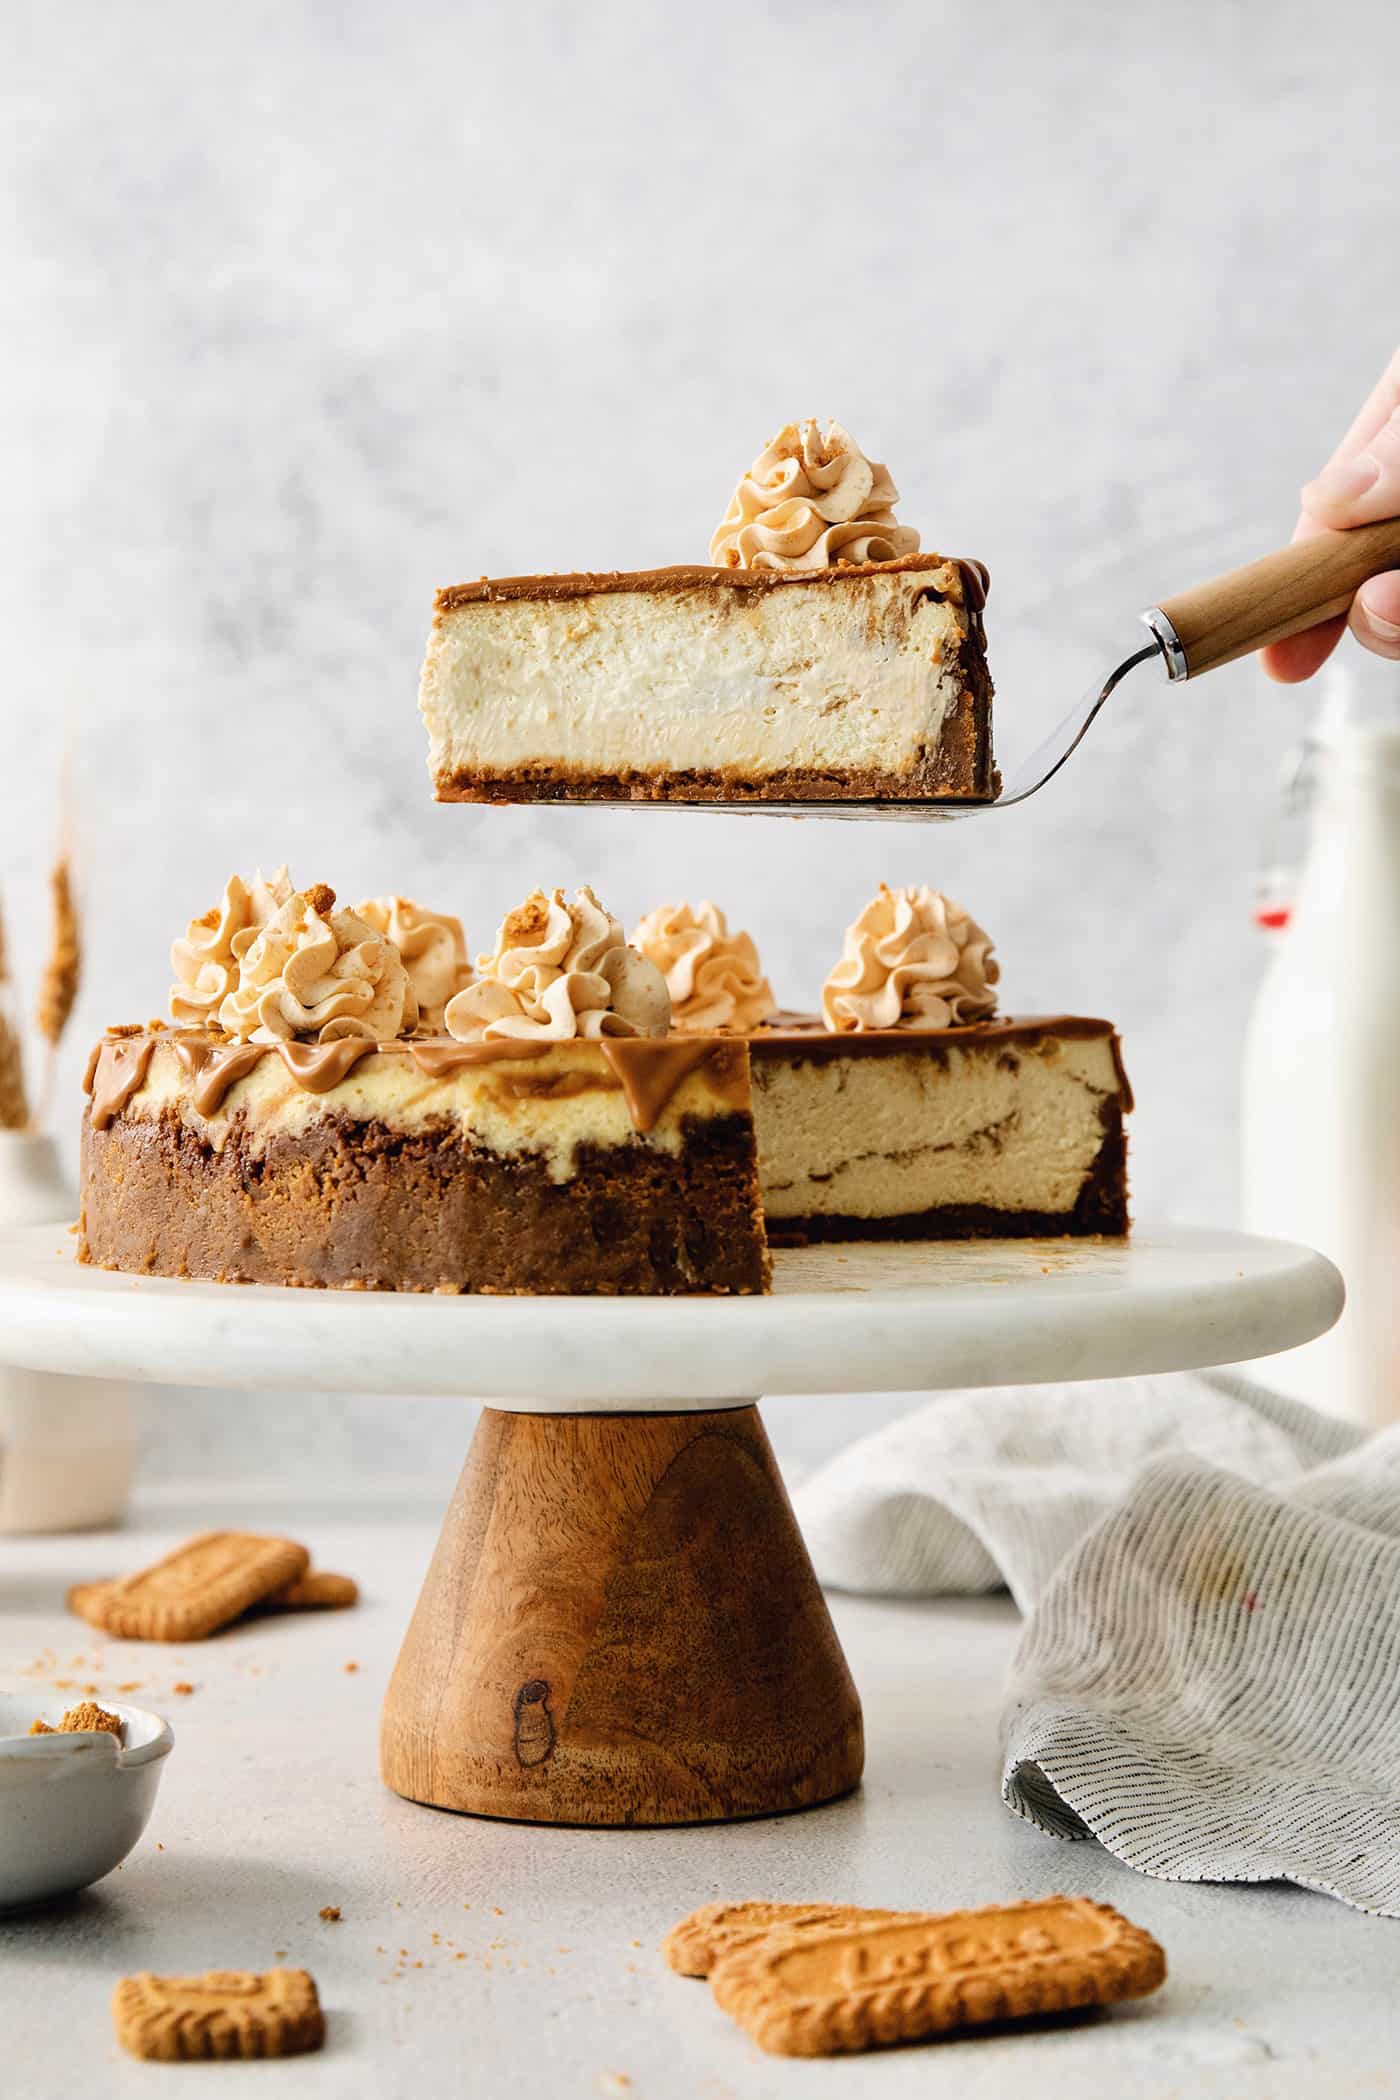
420;553;997;806
749;1014;1131;1244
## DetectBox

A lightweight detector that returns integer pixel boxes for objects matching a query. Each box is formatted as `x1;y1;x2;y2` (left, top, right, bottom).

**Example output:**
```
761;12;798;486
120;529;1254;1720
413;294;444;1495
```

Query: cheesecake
633;886;1131;1242
79;872;1129;1294
79;880;770;1296
419;422;996;806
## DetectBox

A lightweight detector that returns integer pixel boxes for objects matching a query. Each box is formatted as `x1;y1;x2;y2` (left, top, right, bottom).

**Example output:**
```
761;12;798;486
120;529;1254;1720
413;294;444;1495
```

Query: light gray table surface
3;1480;1396;2097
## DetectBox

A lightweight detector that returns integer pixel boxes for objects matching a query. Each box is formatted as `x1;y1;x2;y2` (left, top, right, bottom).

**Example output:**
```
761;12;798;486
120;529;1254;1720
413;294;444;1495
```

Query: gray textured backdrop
3;0;1396;1479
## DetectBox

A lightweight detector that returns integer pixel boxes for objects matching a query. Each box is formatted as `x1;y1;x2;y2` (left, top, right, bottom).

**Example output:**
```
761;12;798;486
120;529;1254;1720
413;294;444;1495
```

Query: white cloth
793;1373;1400;1916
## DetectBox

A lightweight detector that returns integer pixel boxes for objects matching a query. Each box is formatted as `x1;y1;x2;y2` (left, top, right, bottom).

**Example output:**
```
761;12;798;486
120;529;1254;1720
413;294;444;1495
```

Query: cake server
659;516;1400;822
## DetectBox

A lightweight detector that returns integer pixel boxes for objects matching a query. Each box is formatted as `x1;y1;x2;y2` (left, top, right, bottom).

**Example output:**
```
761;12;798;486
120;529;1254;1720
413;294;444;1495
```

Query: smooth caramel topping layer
599;1037;747;1134
89;1038;159;1130
277;1039;380;1092
406;1038;554;1077
434;551;986;612
190;1044;267;1118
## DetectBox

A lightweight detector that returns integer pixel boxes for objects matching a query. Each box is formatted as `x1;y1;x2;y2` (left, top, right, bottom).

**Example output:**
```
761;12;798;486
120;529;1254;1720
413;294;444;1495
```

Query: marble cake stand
0;1223;1343;1830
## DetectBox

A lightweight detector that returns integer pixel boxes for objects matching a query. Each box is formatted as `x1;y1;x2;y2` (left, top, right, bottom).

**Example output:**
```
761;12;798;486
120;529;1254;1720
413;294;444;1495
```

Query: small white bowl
0;1695;173;1910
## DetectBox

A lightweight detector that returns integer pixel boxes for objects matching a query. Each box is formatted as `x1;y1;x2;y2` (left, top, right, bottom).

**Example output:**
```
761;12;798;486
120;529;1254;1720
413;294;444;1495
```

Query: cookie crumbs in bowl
30;1701;124;1739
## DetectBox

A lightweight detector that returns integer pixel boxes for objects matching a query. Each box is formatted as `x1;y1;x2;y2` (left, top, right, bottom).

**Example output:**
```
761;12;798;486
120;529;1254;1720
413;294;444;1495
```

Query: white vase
0;1132;141;1532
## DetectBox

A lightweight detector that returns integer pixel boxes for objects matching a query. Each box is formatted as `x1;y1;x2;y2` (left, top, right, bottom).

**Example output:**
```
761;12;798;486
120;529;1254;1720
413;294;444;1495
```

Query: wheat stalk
31;855;81;1129
0;1017;27;1131
36;857;80;1048
0;890;31;1131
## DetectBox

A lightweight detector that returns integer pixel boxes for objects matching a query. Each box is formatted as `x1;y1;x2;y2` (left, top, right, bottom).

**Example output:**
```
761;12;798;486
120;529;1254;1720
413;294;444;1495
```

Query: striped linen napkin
793;1373;1400;1916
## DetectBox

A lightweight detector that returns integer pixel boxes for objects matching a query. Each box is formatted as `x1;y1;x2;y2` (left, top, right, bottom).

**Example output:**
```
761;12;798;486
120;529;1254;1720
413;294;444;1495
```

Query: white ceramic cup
0;1131;141;1532
0;1694;173;1909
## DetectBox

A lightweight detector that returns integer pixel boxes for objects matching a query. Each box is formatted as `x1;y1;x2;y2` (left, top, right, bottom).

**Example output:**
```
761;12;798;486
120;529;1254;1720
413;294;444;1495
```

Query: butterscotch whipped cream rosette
169;866;294;1028
355;895;471;1032
215;883;416;1044
710;420;921;572
444;886;670;1042
631;902;776;1033
822;884;999;1033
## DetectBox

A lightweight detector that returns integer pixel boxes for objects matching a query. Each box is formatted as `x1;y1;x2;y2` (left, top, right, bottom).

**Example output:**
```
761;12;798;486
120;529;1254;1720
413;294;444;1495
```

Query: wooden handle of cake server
1148;517;1400;679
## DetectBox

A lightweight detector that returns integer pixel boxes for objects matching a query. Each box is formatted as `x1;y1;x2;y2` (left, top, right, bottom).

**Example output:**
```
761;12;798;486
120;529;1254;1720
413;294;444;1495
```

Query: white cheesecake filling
420;575;967;781
116;1042;733;1184
752;1035;1121;1221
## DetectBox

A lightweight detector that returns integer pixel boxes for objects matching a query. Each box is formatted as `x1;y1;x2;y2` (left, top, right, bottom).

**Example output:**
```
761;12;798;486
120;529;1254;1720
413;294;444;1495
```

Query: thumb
1351;570;1400;660
1301;402;1400;529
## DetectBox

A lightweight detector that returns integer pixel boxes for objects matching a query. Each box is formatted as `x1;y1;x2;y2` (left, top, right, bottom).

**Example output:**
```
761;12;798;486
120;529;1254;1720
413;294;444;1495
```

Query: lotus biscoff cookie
707;1896;1166;2057
261;1570;359;1612
73;1531;310;1641
113;1969;325;2061
663;1901;911;1978
66;1579;112;1630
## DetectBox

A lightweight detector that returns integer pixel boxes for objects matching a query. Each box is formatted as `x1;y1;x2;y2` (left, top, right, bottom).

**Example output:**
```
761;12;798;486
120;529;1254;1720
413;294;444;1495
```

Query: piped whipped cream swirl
632;902;776;1033
822;884;999;1033
356;896;471;1032
170;867;293;1027
710;420;920;572
444;886;670;1042
219;884;416;1044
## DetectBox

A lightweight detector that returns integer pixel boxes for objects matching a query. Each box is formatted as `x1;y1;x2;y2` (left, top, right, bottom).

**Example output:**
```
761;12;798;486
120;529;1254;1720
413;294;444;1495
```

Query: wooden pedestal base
380;1405;864;1826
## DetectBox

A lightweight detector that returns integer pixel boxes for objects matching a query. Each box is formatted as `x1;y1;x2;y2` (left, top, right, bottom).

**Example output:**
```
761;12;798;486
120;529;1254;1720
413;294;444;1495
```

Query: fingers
1260;613;1347;684
1302;408;1400;528
1260;515;1345;682
1351;570;1400;659
1261;348;1400;679
1322;344;1400;471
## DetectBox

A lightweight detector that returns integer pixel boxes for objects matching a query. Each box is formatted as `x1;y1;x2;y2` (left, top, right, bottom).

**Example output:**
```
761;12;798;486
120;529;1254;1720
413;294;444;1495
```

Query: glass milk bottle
1242;658;1400;1423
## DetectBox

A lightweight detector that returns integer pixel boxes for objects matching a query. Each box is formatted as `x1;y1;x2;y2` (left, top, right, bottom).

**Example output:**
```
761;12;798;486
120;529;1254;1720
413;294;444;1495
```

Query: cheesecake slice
419;554;995;805
420;421;995;806
749;1015;1130;1242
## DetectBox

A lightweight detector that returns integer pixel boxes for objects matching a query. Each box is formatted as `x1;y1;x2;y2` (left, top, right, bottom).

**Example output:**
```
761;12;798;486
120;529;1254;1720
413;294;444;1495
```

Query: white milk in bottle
1242;653;1400;1422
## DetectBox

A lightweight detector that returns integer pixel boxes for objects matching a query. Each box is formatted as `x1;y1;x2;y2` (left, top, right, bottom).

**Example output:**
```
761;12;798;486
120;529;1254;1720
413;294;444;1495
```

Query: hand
1262;346;1400;682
